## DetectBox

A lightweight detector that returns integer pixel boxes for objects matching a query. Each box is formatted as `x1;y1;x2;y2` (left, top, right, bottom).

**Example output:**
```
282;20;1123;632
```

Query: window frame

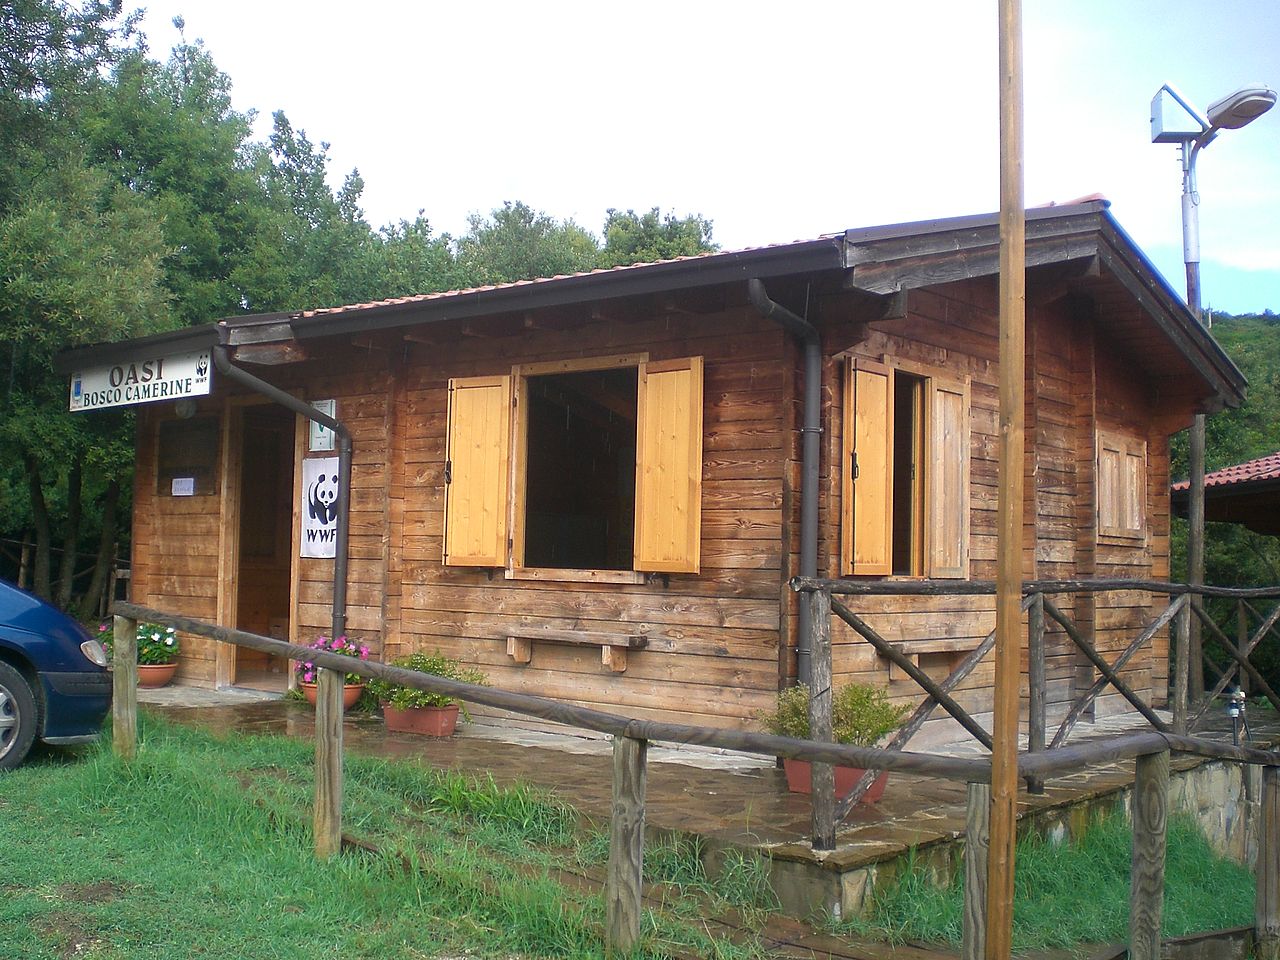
509;353;649;583
841;356;971;580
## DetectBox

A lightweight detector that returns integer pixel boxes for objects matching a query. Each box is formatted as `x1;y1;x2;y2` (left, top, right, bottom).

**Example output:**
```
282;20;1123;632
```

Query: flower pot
782;758;889;803
299;681;364;710
383;703;460;737
136;662;178;688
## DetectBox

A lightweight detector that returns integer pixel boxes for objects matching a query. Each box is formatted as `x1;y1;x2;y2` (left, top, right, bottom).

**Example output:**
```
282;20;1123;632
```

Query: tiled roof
296;237;842;320
1171;451;1280;493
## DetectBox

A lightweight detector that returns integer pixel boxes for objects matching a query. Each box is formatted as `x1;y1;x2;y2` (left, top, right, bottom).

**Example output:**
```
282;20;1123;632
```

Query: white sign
170;477;195;497
301;457;340;559
69;349;212;412
309;399;336;452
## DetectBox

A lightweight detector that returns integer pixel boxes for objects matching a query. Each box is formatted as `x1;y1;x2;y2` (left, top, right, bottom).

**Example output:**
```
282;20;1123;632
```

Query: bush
367;652;487;715
761;682;907;746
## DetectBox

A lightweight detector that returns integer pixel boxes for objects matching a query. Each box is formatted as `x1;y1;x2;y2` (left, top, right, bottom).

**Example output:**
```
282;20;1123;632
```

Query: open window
842;359;970;578
443;355;703;575
1097;429;1146;541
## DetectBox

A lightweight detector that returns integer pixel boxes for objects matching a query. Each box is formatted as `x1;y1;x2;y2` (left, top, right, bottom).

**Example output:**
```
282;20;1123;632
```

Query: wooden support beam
111;615;138;761
808;588;836;851
1026;594;1045;794
602;646;628;673
1189;601;1280;715
1043;598;1169;734
313;666;344;859
506;637;532;664
835;596;1033;819
1128;750;1169;960
1258;766;1280;960
1174;595;1190;734
1050;595;1184;747
831;597;993;748
605;735;647;956
963;782;991;960
989;1;1025;955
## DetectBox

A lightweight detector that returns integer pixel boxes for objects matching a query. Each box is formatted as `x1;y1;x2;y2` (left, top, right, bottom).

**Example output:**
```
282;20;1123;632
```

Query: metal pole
1182;140;1207;705
988;1;1025;957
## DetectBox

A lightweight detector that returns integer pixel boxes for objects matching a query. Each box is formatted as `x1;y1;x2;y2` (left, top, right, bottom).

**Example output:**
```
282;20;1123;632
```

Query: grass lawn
835;811;1255;950
0;715;772;960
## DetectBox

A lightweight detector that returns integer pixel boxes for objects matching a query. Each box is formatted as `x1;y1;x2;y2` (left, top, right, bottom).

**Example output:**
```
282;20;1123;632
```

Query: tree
456;201;598;286
598;207;716;268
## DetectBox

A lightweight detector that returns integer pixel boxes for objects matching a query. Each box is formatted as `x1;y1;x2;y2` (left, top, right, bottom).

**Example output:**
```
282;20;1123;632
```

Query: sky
133;1;1280;315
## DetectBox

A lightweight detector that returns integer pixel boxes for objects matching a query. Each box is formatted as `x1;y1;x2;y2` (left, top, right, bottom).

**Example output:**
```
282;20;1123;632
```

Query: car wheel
0;662;37;770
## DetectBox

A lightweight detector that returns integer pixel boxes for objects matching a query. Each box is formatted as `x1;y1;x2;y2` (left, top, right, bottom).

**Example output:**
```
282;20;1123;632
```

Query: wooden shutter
443;375;512;566
843;360;893;575
634;356;703;573
927;377;970;578
1097;429;1145;539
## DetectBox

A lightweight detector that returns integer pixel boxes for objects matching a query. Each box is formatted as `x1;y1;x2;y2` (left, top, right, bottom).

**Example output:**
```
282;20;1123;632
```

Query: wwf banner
301;457;340;558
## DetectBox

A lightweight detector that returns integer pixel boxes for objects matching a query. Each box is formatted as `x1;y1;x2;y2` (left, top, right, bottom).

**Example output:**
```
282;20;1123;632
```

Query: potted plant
367;651;487;737
112;621;181;688
761;682;908;802
296;635;370;710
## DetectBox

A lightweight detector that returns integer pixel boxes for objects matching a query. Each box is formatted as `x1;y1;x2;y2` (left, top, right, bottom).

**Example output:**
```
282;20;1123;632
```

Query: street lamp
1150;82;1276;712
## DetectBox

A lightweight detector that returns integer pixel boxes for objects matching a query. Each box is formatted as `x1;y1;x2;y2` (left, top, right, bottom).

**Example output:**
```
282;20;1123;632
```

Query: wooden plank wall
386;301;787;730
131;402;224;685
128;275;1175;738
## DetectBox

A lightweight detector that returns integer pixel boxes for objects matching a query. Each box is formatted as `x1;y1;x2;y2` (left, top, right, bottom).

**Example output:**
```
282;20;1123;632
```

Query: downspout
213;327;353;641
747;279;820;686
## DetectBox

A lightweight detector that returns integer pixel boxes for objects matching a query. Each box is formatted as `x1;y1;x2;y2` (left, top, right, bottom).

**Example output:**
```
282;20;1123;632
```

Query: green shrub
367;652;487;715
761;682;907;746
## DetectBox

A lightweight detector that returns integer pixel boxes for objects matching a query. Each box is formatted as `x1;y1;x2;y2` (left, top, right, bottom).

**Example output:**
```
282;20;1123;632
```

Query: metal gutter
747;279;820;687
212;328;353;643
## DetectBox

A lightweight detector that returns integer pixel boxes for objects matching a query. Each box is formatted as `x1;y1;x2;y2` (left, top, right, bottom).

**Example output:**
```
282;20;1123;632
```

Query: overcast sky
134;1;1280;315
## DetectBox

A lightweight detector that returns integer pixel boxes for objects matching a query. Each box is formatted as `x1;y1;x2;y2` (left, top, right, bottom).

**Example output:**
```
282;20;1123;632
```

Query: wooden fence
112;597;1280;960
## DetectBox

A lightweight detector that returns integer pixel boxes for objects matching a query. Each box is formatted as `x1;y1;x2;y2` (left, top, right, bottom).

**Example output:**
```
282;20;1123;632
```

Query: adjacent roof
55;201;1247;414
1171;452;1280;536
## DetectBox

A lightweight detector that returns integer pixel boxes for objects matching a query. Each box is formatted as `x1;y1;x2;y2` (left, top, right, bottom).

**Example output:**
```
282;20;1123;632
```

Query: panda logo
195;354;209;380
307;473;339;525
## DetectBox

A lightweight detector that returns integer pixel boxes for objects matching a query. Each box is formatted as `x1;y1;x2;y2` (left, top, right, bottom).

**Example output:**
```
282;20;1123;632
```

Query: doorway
233;405;295;689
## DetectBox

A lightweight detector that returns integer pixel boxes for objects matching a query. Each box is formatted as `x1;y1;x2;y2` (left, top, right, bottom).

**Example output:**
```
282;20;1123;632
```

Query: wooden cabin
59;200;1245;743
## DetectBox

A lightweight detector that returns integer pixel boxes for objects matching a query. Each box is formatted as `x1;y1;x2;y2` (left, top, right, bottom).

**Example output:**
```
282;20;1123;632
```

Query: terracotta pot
136;662;178;688
383;703;460;737
299;681;364;710
782;757;889;803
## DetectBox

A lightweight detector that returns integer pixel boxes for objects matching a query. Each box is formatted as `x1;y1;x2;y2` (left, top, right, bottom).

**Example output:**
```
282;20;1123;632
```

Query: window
842;359;969;578
443;355;704;575
1097;429;1146;540
156;416;220;496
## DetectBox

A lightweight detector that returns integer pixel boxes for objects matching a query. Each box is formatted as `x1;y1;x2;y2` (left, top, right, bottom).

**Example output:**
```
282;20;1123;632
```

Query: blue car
0;579;112;769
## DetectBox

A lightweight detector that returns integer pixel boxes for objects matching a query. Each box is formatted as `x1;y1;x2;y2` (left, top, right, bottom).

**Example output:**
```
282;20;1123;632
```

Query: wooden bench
506;629;648;673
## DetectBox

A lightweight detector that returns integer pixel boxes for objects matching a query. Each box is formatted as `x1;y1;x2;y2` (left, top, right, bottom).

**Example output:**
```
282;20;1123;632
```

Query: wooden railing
111;599;1280;960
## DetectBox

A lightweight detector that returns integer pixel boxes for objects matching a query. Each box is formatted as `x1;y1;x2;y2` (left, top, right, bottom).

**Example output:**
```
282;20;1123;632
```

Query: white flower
150;632;161;642
165;638;175;646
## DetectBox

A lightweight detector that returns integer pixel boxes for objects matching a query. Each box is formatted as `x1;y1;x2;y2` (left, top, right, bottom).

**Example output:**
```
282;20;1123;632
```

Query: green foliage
366;651;488;713
456;199;599;285
134;620;179;665
599;207;717;268
760;682;907;746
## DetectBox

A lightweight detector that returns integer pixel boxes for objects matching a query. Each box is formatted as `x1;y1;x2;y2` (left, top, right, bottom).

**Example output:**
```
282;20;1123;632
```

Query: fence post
606;734;648;956
1027;593;1046;794
962;781;990;960
313;666;344;859
111;615;138;761
808;588;836;850
1129;749;1169;960
1239;601;1252;697
1173;599;1190;735
1258;765;1280;960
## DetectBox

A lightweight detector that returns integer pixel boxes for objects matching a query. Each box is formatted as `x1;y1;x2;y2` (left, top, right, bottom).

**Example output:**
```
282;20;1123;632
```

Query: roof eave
284;238;847;343
52;324;220;376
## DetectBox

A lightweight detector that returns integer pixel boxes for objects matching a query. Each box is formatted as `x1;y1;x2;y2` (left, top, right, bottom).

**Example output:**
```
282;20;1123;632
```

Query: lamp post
1151;83;1276;718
